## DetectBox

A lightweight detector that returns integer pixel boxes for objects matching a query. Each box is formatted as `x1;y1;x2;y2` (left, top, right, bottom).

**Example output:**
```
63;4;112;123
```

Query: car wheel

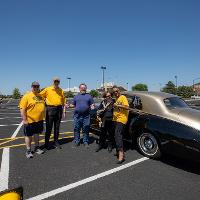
137;131;161;159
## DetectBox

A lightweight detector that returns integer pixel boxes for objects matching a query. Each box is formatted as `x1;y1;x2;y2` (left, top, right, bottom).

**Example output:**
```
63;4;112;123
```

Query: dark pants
99;120;114;147
73;114;90;144
114;122;126;151
45;105;63;147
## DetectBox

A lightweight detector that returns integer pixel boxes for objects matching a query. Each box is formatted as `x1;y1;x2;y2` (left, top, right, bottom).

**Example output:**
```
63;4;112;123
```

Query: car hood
177;108;200;131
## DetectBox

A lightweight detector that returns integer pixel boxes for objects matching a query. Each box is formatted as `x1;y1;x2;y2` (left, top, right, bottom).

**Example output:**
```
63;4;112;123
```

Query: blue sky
0;0;200;94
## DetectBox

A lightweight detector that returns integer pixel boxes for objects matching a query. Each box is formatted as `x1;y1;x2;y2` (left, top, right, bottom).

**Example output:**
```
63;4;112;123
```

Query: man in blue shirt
70;83;95;147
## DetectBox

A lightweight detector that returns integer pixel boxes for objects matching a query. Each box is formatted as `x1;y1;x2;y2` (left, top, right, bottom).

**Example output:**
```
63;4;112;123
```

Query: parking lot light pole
126;82;129;91
101;66;106;91
175;75;178;94
67;77;71;92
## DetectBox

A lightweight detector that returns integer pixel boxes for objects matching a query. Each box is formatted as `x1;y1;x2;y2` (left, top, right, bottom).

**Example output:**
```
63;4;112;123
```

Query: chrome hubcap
144;138;154;150
139;133;158;156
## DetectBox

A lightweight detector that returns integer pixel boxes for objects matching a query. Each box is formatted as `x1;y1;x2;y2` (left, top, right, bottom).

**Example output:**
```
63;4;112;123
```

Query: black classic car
90;91;200;162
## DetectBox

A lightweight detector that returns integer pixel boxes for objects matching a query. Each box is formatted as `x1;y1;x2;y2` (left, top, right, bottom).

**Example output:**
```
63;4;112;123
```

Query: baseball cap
53;77;60;82
31;81;40;87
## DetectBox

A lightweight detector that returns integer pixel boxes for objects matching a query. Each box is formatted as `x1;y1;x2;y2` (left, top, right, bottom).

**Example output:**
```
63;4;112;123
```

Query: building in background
193;82;200;95
63;87;91;95
97;82;127;93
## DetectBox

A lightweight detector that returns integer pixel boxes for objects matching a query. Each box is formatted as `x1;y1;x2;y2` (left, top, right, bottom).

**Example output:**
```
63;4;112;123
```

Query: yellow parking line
0;135;74;149
0;132;94;150
0;138;18;146
0;137;18;141
0;143;26;149
0;132;74;141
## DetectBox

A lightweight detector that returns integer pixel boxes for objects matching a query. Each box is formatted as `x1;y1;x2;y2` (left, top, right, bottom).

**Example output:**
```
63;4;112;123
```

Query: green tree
132;83;148;91
90;90;100;97
64;91;74;98
177;86;195;98
161;81;176;94
12;88;21;99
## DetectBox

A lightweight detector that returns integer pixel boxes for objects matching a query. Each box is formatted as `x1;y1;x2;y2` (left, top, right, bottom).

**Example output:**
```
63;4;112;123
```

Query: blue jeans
73;114;90;144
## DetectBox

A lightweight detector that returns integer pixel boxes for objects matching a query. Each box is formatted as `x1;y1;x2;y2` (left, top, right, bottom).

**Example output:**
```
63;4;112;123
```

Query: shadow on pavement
160;154;200;175
40;135;97;150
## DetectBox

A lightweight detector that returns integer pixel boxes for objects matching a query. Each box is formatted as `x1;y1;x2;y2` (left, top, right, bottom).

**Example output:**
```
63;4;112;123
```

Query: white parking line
0;148;9;191
0;113;20;115
0;124;22;127
0;117;22;120
26;157;149;200
11;121;23;139
0;120;74;127
0;121;23;192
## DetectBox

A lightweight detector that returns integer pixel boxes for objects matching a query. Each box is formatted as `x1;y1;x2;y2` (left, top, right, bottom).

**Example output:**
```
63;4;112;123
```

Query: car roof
122;91;177;115
122;91;176;100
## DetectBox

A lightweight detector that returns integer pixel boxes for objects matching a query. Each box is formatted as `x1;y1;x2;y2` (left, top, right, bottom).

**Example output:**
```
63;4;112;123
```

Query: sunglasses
106;95;111;97
114;90;119;93
32;85;40;88
54;80;60;83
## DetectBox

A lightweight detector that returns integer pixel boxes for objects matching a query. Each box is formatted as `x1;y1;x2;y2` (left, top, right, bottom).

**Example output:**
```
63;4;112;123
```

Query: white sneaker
34;147;44;155
26;150;33;159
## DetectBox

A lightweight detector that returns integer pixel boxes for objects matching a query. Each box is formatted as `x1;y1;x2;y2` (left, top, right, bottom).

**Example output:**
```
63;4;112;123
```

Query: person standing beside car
69;83;95;148
96;91;115;153
19;81;45;158
113;86;129;164
40;77;66;150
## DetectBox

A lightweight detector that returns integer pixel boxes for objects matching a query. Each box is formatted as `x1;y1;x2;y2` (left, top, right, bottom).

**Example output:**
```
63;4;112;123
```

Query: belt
46;105;62;108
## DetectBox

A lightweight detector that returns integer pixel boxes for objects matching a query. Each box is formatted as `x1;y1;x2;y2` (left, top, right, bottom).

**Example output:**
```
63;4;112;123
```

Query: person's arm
97;101;103;110
114;104;130;110
40;88;47;98
69;96;76;108
114;96;129;110
19;96;28;124
62;90;67;112
89;96;95;110
20;108;28;124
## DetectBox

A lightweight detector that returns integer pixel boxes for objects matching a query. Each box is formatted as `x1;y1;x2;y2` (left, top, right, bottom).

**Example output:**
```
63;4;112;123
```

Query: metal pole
175;75;178;94
69;78;71;92
103;69;105;90
67;77;71;92
126;82;129;91
101;66;106;91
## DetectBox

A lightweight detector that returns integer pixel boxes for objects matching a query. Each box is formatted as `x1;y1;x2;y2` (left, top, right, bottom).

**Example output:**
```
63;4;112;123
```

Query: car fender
129;114;150;138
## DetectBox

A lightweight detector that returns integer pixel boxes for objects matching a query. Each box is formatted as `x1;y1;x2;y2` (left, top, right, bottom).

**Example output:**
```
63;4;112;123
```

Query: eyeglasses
54;80;60;83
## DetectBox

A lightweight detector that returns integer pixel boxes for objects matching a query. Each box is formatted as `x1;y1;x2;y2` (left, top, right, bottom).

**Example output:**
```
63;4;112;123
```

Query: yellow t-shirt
40;86;66;106
113;95;129;125
19;92;45;123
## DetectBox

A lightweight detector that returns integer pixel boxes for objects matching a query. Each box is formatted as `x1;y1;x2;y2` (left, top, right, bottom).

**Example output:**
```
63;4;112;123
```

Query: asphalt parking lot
0;101;200;200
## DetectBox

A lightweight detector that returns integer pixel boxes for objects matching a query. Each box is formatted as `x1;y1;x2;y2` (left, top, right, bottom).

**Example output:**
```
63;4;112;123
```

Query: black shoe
54;142;62;149
116;158;125;164
95;145;103;152
44;145;50;151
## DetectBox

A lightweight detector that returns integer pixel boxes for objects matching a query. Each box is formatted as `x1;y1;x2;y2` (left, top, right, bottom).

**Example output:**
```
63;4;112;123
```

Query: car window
164;97;189;109
128;95;143;110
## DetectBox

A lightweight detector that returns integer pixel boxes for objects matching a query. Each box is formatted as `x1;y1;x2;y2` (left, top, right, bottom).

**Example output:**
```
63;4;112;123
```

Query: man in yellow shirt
19;81;45;158
40;77;66;149
113;86;129;164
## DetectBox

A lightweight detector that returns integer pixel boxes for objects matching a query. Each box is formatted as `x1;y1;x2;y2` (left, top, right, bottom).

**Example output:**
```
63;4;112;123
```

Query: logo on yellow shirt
33;96;43;103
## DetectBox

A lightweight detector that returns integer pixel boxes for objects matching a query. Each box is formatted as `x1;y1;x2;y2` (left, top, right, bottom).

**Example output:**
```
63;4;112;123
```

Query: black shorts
24;120;44;137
